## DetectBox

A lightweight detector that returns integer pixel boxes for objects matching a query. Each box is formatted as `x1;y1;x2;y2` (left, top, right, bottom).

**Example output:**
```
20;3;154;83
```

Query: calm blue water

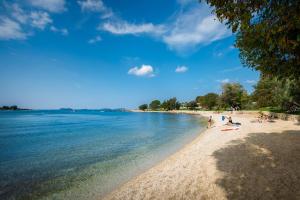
0;110;206;200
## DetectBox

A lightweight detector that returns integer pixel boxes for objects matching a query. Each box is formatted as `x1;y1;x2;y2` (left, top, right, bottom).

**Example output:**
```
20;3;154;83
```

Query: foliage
139;79;299;113
283;79;300;112
138;104;148;111
198;93;219;110
203;0;300;80
219;83;247;109
0;105;19;110
149;100;161;110
196;96;205;104
252;76;283;108
160;97;180;111
187;100;198;110
252;76;300;112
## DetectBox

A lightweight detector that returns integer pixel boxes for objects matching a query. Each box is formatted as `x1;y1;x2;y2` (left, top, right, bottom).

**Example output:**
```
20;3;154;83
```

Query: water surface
0;110;206;199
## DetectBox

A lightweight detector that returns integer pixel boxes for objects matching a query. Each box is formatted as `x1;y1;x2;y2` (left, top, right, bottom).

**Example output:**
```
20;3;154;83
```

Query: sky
0;0;259;109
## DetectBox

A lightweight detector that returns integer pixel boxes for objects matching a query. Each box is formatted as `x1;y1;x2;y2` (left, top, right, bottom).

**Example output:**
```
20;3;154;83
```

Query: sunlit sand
104;111;300;200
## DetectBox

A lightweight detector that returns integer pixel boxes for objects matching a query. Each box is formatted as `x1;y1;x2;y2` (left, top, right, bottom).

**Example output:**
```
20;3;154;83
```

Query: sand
103;111;300;200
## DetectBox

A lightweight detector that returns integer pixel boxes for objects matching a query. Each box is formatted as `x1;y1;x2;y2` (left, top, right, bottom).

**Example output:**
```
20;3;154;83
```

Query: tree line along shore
0;105;30;111
139;78;300;114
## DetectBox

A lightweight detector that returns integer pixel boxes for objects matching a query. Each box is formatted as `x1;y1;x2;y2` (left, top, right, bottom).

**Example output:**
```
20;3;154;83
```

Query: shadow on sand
213;130;300;200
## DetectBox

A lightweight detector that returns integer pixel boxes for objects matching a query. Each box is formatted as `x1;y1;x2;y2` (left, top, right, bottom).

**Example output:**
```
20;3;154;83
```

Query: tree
285;79;300;111
149;100;161;110
138;104;148;111
196;96;205;105
187;101;198;110
10;105;18;110
219;83;247;109
252;76;300;112
252;76;283;108
160;97;180;110
202;93;219;110
160;101;168;110
203;0;300;80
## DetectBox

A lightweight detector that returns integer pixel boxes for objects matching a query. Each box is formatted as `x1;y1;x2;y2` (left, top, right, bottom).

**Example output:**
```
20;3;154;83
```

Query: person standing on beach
207;116;212;128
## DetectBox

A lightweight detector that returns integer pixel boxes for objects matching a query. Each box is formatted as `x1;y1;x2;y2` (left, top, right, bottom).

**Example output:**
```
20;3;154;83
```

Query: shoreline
103;111;300;200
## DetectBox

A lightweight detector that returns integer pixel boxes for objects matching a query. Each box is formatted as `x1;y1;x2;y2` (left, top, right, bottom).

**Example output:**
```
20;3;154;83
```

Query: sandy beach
103;111;300;200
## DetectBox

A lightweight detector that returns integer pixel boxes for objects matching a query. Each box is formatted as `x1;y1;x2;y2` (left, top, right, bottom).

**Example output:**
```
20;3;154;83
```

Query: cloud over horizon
88;35;101;44
217;78;230;84
175;66;188;73
128;65;155;77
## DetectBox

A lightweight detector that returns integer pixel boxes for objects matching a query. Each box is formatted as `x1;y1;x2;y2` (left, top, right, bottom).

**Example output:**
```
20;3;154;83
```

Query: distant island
59;108;128;112
0;105;30;111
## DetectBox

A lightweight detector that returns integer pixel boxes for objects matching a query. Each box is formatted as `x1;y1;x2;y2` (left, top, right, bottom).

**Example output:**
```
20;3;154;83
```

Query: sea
0;110;206;200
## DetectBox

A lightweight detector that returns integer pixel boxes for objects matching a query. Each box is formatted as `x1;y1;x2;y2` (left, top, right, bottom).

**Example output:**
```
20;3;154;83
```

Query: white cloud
0;17;27;40
30;11;52;29
11;3;28;24
214;45;236;58
88;35;101;44
163;7;231;52
10;4;52;30
128;65;155;77
100;10;114;19
215;52;223;57
78;0;113;19
50;26;68;35
2;2;71;41
245;80;257;84
229;45;235;49
28;0;66;13
101;21;166;35
217;79;230;84
78;0;104;12
100;3;231;53
175;65;188;73
177;0;195;6
220;66;243;73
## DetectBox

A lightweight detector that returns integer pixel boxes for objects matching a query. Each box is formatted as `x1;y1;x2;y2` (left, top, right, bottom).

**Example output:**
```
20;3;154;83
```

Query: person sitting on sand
226;116;233;125
228;116;233;124
225;116;242;126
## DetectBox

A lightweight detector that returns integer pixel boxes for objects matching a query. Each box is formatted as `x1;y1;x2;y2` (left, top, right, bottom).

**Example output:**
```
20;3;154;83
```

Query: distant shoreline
0;108;31;111
130;109;300;122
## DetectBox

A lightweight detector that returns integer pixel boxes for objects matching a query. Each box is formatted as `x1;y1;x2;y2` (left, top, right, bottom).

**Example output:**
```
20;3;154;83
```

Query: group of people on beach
207;115;241;129
207;111;276;129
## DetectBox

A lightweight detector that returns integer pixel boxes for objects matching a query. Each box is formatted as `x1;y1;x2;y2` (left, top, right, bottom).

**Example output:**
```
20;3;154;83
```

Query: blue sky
0;0;259;109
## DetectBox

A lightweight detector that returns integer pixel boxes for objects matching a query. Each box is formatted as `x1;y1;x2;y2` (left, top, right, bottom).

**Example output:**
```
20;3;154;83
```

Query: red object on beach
221;128;239;131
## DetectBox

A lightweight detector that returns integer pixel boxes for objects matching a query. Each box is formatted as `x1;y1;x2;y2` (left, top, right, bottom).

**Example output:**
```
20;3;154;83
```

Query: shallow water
0;110;206;200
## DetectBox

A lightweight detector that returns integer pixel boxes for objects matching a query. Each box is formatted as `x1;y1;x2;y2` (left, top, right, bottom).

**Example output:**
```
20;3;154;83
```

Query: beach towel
221;127;239;131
